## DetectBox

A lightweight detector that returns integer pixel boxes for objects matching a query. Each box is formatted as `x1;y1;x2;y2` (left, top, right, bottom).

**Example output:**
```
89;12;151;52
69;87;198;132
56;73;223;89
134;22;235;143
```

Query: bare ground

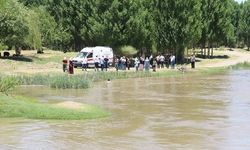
197;49;250;68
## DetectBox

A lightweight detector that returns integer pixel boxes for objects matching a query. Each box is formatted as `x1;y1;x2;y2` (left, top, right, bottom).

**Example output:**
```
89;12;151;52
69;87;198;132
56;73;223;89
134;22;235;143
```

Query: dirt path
197;49;250;68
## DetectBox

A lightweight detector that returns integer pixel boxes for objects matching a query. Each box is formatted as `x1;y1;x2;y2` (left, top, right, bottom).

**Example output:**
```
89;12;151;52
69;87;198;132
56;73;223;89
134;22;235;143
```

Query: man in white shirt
82;56;88;71
94;56;99;71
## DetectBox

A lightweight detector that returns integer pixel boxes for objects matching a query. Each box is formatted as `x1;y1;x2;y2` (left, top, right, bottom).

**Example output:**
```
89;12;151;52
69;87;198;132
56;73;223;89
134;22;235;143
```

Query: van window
87;53;93;58
76;52;88;58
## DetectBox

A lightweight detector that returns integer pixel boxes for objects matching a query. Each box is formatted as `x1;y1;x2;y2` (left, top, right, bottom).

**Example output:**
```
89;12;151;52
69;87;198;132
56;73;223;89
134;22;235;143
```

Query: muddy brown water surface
1;70;250;150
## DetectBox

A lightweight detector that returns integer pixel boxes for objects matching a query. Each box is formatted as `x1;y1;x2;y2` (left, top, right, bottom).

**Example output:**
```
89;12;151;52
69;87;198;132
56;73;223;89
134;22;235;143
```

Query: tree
152;0;202;62
199;0;234;58
239;0;250;50
230;0;241;47
0;0;42;51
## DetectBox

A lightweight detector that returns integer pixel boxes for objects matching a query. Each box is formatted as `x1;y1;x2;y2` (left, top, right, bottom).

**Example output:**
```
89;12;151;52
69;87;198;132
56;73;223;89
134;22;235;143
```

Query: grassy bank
0;94;109;120
230;61;250;69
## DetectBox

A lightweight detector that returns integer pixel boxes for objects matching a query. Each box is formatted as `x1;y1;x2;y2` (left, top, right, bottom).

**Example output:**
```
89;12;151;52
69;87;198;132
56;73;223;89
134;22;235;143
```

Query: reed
16;74;91;89
0;76;19;95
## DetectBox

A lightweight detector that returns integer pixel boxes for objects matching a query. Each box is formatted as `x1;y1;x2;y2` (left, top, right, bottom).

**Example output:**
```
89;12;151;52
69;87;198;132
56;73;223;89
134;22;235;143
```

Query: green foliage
0;0;248;57
200;0;235;47
0;42;7;51
0;0;41;49
239;0;250;50
119;45;138;56
0;94;109;120
0;76;19;95
152;0;202;62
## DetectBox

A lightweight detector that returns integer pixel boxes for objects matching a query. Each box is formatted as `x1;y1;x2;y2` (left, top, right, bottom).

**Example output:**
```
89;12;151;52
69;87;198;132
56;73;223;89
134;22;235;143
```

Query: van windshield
76;52;88;58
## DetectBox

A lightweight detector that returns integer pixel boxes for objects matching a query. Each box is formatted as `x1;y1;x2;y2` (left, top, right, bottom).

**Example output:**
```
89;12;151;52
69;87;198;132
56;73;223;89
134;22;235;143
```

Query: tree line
0;0;249;61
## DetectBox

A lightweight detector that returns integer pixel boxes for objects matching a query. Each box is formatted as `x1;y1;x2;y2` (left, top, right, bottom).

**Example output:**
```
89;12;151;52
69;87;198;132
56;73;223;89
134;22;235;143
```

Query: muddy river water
1;70;250;150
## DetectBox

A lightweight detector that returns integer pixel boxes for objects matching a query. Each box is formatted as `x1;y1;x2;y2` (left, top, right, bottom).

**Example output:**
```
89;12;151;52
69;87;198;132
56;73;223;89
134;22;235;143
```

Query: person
121;56;126;70
115;57;119;71
170;55;176;69
94;55;99;71
156;55;160;68
139;56;144;71
126;57;131;70
104;56;109;71
152;58;157;72
190;54;196;69
144;57;150;71
134;57;140;71
68;58;74;74
82;56;88;71
100;56;104;71
62;57;68;72
159;54;165;68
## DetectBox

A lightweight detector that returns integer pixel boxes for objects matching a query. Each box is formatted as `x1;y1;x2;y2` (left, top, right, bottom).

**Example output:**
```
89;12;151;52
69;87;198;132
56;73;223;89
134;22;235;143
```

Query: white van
72;46;114;68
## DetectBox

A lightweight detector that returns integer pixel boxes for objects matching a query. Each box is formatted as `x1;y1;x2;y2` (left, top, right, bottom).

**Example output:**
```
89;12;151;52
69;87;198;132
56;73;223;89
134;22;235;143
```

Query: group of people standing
62;54;195;73
94;55;109;71
114;54;177;72
155;54;176;69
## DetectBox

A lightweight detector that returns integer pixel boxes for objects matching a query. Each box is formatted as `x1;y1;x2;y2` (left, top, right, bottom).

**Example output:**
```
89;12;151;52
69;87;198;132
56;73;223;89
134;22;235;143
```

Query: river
0;70;250;150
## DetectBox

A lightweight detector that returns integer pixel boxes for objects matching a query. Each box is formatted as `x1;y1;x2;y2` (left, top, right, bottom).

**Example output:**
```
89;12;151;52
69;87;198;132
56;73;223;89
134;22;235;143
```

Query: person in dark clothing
62;57;68;72
104;56;109;71
68;58;74;74
190;54;196;69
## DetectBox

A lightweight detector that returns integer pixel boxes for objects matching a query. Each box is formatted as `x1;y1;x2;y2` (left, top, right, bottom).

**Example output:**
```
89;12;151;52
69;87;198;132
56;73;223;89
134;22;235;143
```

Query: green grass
197;67;228;75
0;94;110;120
229;62;250;70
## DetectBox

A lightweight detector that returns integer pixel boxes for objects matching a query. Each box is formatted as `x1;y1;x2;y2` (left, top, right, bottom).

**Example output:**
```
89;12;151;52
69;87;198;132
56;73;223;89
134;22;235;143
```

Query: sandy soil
198;49;250;68
55;101;87;110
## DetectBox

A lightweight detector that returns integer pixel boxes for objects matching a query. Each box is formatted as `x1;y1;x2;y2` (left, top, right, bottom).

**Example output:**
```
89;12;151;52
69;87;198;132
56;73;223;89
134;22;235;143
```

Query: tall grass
14;71;160;89
9;64;244;90
0;94;109;120
16;74;91;89
0;76;19;95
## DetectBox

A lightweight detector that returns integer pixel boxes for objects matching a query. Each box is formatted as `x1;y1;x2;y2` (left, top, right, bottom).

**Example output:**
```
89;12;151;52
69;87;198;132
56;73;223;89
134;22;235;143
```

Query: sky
235;0;246;3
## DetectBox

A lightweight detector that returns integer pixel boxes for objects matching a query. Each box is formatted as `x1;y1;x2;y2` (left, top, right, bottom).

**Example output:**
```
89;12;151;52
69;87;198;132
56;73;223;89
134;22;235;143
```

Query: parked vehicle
72;46;114;68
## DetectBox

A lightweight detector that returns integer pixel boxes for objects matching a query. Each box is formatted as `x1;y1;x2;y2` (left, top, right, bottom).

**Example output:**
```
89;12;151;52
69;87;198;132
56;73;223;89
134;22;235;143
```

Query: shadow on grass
196;54;229;59
0;55;33;62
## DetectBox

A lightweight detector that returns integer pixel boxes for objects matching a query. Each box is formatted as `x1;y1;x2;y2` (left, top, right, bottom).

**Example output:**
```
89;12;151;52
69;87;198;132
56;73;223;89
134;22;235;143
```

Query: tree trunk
211;47;214;58
15;46;21;56
176;45;185;64
208;46;210;59
248;36;250;51
204;47;206;58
